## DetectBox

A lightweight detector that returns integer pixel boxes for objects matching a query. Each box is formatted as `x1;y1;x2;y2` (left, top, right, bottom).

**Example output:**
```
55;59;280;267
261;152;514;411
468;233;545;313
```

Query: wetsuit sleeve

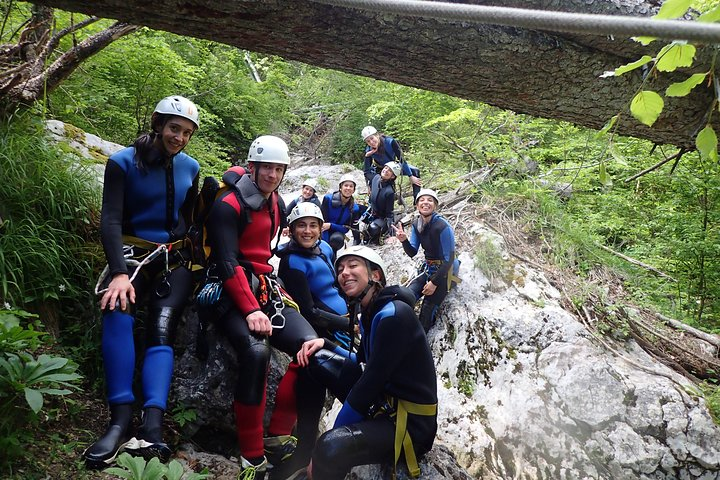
344;307;412;418
321;196;330;221
100;159;129;277
178;173;199;235
363;151;375;186
402;224;420;258
207;196;261;315
286;197;298;216
279;262;316;322
390;139;412;177
430;224;456;285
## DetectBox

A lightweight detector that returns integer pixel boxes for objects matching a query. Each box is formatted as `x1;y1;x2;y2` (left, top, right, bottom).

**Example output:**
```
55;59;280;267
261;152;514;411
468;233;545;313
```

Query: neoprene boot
83;403;133;469
126;407;172;462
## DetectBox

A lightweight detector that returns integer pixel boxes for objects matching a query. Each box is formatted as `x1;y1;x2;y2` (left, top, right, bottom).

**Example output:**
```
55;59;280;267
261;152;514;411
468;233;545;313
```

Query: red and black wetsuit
205;168;318;464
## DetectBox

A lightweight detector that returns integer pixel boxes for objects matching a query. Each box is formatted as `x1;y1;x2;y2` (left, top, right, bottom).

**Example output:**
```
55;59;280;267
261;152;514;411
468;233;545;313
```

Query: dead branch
623;148;687;183
654;312;720;349
596;244;676;282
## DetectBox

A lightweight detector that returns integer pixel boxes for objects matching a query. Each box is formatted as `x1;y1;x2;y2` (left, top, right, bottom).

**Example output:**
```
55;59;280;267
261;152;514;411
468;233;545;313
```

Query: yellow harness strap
121;235;186;254
392;398;437;479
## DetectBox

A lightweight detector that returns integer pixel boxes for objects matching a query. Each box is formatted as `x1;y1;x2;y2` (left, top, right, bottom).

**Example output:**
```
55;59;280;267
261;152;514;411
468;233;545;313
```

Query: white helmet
335;245;387;286
384;161;402;178
414;188;439;205
361;125;378;140
247;135;290;165
302;178;318;192
338;173;357;189
154;95;199;129
287;202;324;226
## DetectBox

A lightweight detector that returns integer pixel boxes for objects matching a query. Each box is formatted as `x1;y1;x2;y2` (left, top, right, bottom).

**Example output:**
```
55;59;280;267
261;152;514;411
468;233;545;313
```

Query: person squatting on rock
285;178;321;216
360;161;400;245
272;202;355;477
362;125;422;199
320;173;357;252
203;135;321;480
395;189;461;332
293;246;438;480
85;96;200;469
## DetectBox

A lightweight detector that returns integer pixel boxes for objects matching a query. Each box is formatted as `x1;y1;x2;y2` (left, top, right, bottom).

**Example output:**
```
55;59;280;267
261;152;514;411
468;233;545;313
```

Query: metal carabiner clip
270;299;285;329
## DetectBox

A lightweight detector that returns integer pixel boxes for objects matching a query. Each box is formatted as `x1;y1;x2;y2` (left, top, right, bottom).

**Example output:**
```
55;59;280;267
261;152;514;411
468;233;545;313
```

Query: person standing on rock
203;135;320;480
361;161;400;245
362;125;422;199
85;95;200;468
320;173;357;252
395;188;461;332
293;246;438;480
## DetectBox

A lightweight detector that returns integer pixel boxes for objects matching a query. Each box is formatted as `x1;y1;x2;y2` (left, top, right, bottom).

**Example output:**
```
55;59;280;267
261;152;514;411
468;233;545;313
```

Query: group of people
84;95;459;480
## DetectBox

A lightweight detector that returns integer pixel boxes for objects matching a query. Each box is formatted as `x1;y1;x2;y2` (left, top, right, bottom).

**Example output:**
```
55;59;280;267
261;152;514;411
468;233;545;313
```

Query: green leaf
633;36;657;45
656;43;696;72
166;460;184;480
596;115;618;138
103;467;133;479
696;125;719;162
653;0;692;19
614;56;654;76
666;73;707;97
599;160;612;186
630;91;664;126
608;143;628;166
24;387;43;413
698;5;720;22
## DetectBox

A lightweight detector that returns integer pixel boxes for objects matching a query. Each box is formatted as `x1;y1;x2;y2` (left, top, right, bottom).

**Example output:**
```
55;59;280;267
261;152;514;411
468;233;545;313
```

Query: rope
312;0;720;43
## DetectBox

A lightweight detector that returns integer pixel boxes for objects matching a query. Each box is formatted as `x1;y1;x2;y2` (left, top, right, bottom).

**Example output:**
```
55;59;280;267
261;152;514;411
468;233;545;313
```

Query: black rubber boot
83;403;134;470
126;407;172;462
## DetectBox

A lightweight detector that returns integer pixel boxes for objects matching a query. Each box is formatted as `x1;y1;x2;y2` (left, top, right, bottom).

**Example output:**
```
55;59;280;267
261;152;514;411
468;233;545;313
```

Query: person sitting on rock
294;245;438;480
203;135;320;480
361;125;421;199
395;188;461;332
361;161;400;245
84;95;200;469
320;173;356;252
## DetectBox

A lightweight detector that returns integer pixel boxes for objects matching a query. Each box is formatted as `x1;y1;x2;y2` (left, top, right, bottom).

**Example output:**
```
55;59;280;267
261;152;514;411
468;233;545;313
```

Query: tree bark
25;0;717;148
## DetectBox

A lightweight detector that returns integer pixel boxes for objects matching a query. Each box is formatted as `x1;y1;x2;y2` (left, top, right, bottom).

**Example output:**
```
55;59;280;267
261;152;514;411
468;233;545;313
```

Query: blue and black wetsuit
364;135;420;197
364;174;395;243
100;145;199;411
402;212;460;332
320;191;354;251
306;286;438;480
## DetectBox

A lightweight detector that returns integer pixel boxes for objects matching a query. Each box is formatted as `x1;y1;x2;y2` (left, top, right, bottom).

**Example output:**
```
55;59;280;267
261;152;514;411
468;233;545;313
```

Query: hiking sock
267;361;300;436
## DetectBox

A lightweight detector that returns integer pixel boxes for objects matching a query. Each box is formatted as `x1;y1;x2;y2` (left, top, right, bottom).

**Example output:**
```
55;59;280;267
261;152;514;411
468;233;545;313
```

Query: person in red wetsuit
204;135;320;480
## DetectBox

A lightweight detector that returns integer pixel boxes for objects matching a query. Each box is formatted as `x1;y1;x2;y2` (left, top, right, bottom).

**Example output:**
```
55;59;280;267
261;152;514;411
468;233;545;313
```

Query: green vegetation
105;453;209;480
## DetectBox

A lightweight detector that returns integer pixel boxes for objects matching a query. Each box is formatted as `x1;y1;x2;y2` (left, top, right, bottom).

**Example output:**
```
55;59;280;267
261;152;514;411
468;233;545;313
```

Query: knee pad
314;424;365;465
233;336;271;404
328;232;345;251
146;306;181;347
367;221;381;239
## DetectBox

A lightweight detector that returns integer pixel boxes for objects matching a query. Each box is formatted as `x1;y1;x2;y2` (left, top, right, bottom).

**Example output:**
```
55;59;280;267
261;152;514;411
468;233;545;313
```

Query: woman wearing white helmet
294;245;438;480
362;162;400;245
320;173;358;251
285;178;322;216
85;95;201;468
361;125;422;199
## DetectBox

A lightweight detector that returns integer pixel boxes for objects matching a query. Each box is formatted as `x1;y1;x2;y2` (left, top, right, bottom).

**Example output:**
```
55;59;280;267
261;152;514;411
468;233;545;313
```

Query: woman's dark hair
375;133;387;156
133;113;171;172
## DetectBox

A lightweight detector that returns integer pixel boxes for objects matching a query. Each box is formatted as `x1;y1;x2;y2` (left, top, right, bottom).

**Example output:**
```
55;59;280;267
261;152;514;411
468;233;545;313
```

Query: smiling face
381;165;396;181
339;181;355;198
155;116;196;156
416;194;437;217
291;217;321;248
336;255;382;306
365;134;380;149
249;162;286;196
301;185;316;199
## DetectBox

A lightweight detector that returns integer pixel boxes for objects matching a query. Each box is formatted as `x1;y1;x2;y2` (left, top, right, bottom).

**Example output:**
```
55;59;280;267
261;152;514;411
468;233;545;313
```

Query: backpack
187;165;286;275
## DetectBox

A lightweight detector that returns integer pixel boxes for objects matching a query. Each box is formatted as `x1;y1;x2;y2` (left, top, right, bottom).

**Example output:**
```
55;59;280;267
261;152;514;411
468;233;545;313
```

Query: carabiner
270;299;285;329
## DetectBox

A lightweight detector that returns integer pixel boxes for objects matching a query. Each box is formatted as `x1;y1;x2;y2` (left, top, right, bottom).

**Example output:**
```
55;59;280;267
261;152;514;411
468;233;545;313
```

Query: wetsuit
306;286;438;480
100;144;198;411
364;174;395;243
204;168;318;465
402;212;460;332
320;191;354;251
364;135;420;197
285;193;321;216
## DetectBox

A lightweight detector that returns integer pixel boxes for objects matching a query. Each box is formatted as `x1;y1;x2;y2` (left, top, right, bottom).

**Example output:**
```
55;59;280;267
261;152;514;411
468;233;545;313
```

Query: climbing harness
313;0;720;43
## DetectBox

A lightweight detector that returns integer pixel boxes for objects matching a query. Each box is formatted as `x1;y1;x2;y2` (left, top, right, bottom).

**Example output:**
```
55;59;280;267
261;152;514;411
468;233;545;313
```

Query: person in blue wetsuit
362;162;400;245
361;125;421;199
395;189;461;332
321;173;356;252
269;202;352;478
84;95;201;469
292;246;438;480
285;178;321;216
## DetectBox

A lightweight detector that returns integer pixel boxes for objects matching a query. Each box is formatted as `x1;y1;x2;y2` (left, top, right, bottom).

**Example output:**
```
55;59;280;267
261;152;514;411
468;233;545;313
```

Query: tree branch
596;243;676;282
623;148;687;183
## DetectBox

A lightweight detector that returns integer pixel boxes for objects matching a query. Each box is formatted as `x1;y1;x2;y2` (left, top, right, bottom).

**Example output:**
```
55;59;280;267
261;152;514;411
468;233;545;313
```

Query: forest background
1;1;719;477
